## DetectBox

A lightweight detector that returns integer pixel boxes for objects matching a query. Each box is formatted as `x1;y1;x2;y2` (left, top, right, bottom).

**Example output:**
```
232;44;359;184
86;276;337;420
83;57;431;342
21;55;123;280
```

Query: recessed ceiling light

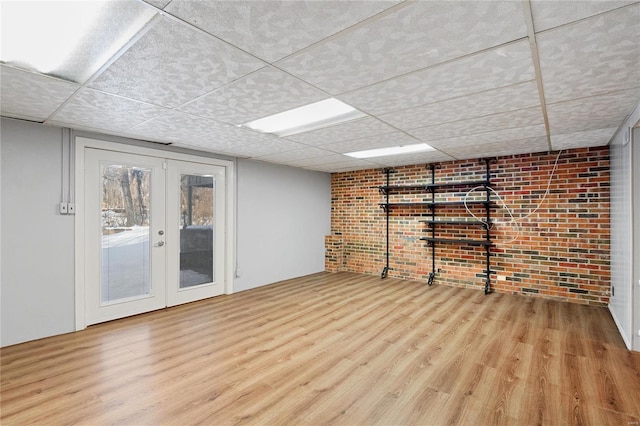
345;143;435;159
0;1;156;83
243;98;367;137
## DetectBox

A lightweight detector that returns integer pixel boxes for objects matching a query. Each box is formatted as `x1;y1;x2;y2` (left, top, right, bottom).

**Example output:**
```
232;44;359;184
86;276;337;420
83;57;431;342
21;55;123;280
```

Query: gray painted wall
235;159;331;292
1;118;331;346
1;118;76;346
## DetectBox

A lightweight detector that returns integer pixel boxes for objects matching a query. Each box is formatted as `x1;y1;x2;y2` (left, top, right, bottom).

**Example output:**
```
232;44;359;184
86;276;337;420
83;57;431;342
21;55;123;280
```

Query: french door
84;148;226;325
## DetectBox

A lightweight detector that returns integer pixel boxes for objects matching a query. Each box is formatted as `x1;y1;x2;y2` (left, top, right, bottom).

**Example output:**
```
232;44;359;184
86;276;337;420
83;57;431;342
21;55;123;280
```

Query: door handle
154;241;165;247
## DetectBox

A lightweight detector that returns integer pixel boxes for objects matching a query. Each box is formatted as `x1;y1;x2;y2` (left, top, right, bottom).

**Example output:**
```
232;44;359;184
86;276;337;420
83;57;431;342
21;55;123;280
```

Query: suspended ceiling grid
1;0;638;173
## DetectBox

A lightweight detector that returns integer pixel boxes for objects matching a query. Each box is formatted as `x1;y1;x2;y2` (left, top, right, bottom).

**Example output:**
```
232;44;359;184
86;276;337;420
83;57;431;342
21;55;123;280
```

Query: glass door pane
166;160;225;307
101;164;151;303
179;174;214;288
84;148;166;326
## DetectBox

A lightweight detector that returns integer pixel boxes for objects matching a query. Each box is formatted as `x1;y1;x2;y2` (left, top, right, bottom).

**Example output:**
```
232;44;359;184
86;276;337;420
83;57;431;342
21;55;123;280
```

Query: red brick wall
327;147;610;306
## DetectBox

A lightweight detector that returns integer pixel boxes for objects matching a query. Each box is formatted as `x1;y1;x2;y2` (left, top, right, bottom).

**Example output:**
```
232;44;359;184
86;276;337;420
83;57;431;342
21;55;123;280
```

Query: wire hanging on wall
463;150;564;245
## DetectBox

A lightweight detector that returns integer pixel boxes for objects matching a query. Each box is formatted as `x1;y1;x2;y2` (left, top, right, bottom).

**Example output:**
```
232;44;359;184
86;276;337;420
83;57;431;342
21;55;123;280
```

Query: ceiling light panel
89;17;264;108
408;107;544;142
340;40;535;116
530;0;636;32
546;88;640;135
368;150;454;167
242;98;366;136
179;67;326;125
537;4;640;104
284;116;397;146
346;143;434;159
125;110;277;148
0;1;157;84
48;88;168;132
164;0;400;63
0;65;79;121
380;81;540;130
551;127;618;150
277;1;527;94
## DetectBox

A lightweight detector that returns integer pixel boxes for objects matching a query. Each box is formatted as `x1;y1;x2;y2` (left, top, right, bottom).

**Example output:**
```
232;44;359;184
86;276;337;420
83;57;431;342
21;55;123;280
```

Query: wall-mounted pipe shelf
377;158;494;294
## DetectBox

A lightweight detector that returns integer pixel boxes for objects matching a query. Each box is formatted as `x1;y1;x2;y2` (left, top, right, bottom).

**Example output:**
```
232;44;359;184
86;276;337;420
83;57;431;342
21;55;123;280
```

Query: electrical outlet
235;269;242;278
497;275;506;281
67;203;76;214
59;203;68;214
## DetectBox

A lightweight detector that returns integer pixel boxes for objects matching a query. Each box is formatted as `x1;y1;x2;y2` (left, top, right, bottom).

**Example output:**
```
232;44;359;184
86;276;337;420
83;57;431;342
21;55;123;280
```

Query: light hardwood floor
2;272;639;425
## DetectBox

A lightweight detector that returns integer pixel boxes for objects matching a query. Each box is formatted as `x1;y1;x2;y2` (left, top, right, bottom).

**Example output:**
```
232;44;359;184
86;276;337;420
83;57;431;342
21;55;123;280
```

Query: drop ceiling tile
48;88;167;132
284;154;352;168
304;159;380;173
277;1;527;94
164;0;399;63
208;138;308;158
0;65;79;121
253;146;335;163
445;137;549;160
178;67;326;125
427;124;548;151
379;81;540;130
340;40;535;115
537;4;640;104
546;88;640;135
551;127;617;150
409;107;544;143
285;117;397;146
143;0;171;9
530;0;635;32
319;131;421;154
89;17;264;108
369;150;455;167
125;110;276;149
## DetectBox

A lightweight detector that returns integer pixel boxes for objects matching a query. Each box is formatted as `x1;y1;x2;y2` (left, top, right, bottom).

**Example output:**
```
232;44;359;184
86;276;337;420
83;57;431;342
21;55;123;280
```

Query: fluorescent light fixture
243;98;367;137
1;1;155;83
345;143;435;159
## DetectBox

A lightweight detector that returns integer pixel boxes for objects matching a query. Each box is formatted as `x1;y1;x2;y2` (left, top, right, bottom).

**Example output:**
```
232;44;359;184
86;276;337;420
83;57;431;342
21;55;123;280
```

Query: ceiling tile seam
42;13;164;126
396;105;545;134
334;37;530;98
152;6;272;67
533;1;640;34
271;1;412;64
0;63;79;123
544;86;640;108
606;98;640;144
522;0;552;152
282;128;401;148
425;128;548;148
169;65;271;118
371;79;537;118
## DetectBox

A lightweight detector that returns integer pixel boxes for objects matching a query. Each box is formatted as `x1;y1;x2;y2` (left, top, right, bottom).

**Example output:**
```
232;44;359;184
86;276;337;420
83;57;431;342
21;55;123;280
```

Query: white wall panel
609;101;640;350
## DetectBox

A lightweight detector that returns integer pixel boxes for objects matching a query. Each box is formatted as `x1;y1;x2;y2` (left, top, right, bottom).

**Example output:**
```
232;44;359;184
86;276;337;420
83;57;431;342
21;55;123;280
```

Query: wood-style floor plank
1;272;639;425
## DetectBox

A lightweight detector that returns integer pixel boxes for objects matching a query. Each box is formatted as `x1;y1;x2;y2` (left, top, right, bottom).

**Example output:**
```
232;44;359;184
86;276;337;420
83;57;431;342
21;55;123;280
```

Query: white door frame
75;137;235;331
